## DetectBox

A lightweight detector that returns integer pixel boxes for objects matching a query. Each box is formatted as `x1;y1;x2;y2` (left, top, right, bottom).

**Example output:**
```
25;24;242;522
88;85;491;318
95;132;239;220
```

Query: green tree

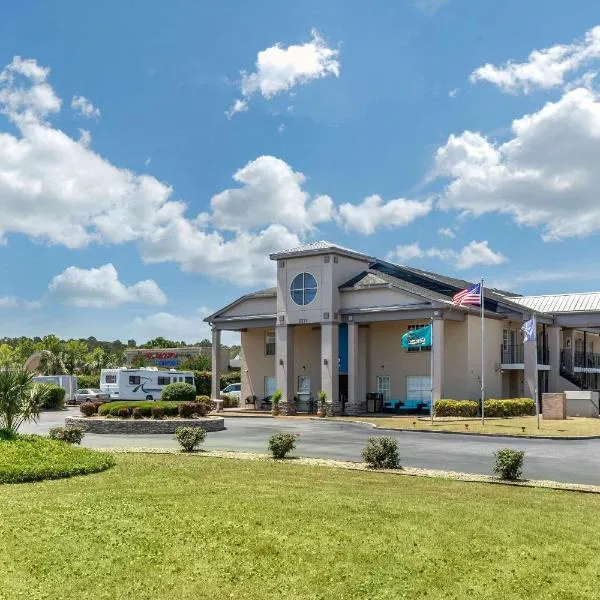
0;368;49;434
87;347;108;373
142;337;182;349
180;354;211;371
62;340;89;375
0;344;18;369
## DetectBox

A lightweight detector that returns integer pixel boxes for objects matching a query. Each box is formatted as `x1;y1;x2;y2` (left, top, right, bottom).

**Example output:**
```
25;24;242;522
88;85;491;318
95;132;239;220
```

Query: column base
343;403;364;416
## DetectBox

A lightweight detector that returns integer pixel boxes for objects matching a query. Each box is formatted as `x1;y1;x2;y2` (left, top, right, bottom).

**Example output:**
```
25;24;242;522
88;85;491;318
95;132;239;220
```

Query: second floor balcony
501;344;550;366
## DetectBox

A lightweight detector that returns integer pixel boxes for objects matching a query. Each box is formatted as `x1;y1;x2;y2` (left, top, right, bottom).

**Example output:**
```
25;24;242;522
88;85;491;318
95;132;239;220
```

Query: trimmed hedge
221;394;239;408
434;398;535;418
434;400;478;417
39;384;66;410
161;382;197;403
0;435;114;484
98;401;181;417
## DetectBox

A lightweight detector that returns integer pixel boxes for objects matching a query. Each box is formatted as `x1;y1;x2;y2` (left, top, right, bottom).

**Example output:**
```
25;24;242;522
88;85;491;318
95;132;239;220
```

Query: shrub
98;401;180;417
178;402;200;418
268;432;296;459
194;372;211;396
434;400;479;417
271;389;282;407
48;426;84;445
132;407;143;419
151;406;164;419
362;437;400;469
117;407;130;419
80;402;96;417
162;382;197;403
39;384;66;410
484;398;535;417
221;394;238;408
493;448;525;481
175;426;206;452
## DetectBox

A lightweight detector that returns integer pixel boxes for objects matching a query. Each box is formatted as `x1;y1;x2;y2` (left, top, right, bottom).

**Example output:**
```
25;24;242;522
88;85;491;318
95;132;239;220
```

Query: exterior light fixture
323;358;328;366
279;359;284;366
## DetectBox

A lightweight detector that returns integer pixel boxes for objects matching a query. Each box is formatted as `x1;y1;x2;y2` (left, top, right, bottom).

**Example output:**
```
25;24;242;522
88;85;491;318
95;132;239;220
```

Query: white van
99;368;195;401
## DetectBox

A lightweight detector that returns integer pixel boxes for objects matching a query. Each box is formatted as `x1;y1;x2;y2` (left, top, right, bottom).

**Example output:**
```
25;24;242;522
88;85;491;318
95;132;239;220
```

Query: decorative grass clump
0;434;114;484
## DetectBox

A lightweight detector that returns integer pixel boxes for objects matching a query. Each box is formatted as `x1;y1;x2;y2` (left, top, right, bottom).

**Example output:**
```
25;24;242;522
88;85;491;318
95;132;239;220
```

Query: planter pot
316;408;326;418
271;406;280;416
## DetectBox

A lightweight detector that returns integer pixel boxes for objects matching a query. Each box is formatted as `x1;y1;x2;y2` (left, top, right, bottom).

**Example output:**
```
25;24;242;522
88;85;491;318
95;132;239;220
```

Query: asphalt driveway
22;407;600;486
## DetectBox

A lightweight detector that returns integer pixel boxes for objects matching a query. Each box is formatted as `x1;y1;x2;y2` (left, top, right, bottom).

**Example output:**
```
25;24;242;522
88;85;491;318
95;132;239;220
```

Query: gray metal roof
269;240;374;262
510;293;600;314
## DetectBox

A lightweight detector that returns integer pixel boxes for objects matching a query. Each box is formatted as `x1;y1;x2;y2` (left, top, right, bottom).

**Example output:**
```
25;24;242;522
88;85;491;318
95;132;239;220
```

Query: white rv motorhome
33;375;78;404
99;368;195;401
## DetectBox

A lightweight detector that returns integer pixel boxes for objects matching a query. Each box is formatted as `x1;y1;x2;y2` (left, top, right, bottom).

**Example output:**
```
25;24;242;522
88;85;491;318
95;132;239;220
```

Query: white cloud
455;240;506;270
438;226;456;238
228;29;340;115
435;87;600;241
413;0;449;16
448;88;459;98
386;240;506;270
210;155;334;233
0;296;18;308
278;123;285;134
71;95;100;119
48;264;167;308
24;300;42;310
471;25;600;94
145;157;151;166
337;194;431;235
129;309;239;345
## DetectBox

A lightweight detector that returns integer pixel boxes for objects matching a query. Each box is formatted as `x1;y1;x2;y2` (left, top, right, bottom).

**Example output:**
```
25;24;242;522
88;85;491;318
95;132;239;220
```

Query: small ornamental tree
362;437;400;469
175;426;206;452
268;432;296;459
493;448;525;481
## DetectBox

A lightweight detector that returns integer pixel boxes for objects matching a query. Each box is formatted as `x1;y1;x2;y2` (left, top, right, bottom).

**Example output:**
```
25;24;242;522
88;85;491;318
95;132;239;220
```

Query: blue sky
1;0;600;344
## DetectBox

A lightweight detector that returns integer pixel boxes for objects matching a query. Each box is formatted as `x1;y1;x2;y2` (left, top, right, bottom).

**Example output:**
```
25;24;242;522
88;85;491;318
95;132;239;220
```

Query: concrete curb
314;417;600;440
101;447;600;494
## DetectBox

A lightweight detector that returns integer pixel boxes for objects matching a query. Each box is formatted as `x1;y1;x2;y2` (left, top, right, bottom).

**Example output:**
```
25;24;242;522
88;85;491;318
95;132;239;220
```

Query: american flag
452;283;482;306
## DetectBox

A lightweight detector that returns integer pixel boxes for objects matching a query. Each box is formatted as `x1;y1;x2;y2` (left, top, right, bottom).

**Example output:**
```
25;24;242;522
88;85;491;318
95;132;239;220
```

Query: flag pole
430;316;434;425
535;315;540;430
481;277;485;426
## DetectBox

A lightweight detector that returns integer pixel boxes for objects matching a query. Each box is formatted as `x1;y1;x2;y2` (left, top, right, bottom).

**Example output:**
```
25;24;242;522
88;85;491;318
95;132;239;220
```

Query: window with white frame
264;376;276;398
406;375;432;403
265;330;276;356
377;375;390;402
406;324;431;353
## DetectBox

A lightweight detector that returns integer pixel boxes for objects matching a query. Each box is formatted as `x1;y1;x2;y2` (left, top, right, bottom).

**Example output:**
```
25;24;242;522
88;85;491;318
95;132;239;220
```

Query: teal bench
384;399;431;414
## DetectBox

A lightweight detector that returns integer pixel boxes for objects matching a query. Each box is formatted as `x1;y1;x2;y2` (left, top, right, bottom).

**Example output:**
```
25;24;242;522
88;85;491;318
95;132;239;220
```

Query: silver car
74;388;110;404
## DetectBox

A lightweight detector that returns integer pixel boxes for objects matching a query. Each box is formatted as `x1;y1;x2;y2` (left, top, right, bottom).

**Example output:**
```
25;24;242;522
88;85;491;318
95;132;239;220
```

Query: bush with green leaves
98;401;180;417
161;382;197;403
268;432;296;459
39;384;66;410
178;402;202;418
362;437;400;469
48;426;84;445
484;399;535;417
76;374;100;389
132;407;143;419
175;426;206;452
434;400;479;418
493;448;525;481
0;434;114;484
271;389;282;407
220;394;238;408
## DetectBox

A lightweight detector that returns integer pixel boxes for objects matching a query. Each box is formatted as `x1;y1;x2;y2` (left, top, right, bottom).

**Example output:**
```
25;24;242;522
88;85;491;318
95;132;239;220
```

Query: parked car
221;383;241;400
74;388;110;404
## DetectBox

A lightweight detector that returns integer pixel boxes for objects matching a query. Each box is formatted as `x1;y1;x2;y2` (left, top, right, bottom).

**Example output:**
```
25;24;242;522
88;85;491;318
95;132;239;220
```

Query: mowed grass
1;455;600;599
335;415;600;436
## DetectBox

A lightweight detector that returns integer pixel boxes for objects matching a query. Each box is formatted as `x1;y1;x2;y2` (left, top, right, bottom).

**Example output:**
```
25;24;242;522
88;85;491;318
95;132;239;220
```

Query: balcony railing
574;351;600;370
500;344;549;365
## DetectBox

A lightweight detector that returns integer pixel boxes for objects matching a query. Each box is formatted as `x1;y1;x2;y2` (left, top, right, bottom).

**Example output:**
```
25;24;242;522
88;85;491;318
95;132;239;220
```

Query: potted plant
271;389;282;416
317;390;327;417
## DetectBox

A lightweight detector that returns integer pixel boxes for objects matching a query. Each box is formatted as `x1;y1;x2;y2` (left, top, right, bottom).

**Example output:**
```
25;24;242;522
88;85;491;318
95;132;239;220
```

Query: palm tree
0;368;49;434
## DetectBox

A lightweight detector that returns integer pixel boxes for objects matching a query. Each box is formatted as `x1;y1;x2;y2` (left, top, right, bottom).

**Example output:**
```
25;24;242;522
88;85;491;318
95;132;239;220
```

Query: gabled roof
270;240;374;262
510;292;600;314
203;287;276;322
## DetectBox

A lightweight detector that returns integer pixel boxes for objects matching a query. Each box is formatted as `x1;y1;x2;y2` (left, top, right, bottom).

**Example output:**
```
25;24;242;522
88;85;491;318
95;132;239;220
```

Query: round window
290;273;318;306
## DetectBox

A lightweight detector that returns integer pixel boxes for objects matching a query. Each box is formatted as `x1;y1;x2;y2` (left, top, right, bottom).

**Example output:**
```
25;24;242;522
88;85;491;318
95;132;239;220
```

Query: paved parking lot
22;407;600;485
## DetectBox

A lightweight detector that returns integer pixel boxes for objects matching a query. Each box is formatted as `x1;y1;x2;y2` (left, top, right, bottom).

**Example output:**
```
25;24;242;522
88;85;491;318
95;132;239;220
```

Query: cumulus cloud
438;227;456;238
337;194;432;235
471;25;600;94
228;29;340;115
413;0;449;16
386;241;506;270
71;95;100;119
48;264;167;308
435;87;600;240
0;296;18;308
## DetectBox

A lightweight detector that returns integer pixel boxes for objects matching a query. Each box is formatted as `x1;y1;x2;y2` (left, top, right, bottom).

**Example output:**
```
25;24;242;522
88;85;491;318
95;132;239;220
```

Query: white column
347;321;359;415
276;325;295;414
548;326;561;392
432;317;444;403
211;328;221;400
321;323;339;415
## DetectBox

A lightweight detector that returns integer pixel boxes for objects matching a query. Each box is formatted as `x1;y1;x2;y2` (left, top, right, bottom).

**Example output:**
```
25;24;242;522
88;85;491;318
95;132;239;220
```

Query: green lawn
1;454;600;599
